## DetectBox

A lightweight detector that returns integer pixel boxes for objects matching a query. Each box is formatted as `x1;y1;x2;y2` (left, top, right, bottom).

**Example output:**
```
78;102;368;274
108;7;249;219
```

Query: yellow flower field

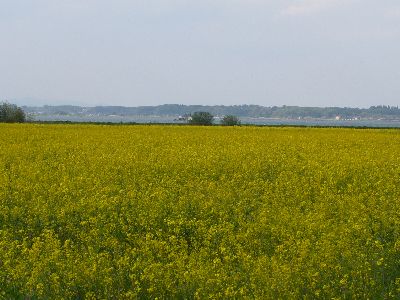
1;124;400;298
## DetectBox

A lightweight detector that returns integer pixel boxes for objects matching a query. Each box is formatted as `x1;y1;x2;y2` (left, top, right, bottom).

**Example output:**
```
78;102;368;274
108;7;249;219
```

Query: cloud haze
281;0;351;16
1;0;399;107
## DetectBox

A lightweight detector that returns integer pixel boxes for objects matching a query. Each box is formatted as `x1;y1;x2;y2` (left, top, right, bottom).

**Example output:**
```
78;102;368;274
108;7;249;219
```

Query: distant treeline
24;104;400;119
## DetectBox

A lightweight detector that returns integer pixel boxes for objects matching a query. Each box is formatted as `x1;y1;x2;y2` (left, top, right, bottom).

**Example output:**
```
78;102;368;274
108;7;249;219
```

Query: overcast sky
1;0;400;107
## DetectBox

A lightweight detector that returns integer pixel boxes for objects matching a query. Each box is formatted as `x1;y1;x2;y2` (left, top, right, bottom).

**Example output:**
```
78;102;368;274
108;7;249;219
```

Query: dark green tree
221;115;241;126
0;102;26;123
189;111;214;125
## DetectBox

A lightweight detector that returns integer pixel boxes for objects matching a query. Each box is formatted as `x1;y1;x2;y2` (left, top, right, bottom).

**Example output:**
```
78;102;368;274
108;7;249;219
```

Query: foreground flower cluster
1;124;400;298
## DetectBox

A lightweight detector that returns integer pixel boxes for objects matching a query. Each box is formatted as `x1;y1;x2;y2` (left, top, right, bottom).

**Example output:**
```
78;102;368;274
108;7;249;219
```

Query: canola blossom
1;124;400;298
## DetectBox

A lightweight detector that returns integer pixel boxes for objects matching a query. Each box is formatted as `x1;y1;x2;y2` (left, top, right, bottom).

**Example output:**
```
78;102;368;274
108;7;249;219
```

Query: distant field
1;124;400;298
32;113;400;127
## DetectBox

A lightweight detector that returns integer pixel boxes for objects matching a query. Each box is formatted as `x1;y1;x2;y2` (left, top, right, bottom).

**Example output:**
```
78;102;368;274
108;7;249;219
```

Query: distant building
175;114;192;122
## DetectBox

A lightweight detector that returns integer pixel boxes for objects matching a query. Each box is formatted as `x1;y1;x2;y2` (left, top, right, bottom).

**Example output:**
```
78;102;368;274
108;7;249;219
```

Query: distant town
23;104;400;121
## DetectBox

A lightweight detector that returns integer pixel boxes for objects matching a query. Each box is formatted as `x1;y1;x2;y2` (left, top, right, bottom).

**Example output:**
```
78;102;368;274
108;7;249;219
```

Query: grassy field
1;124;400;298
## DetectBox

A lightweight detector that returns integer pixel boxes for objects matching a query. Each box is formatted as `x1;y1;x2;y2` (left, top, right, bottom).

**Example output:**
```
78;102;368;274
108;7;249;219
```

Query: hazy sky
1;0;400;107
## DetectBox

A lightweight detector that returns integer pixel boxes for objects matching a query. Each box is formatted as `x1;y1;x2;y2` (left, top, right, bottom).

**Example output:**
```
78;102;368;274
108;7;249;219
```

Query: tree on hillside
189;111;214;125
221;115;241;126
0;102;26;123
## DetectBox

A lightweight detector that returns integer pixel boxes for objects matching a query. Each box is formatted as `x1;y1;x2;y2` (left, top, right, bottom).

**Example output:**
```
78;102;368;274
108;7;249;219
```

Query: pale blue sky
1;0;400;107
